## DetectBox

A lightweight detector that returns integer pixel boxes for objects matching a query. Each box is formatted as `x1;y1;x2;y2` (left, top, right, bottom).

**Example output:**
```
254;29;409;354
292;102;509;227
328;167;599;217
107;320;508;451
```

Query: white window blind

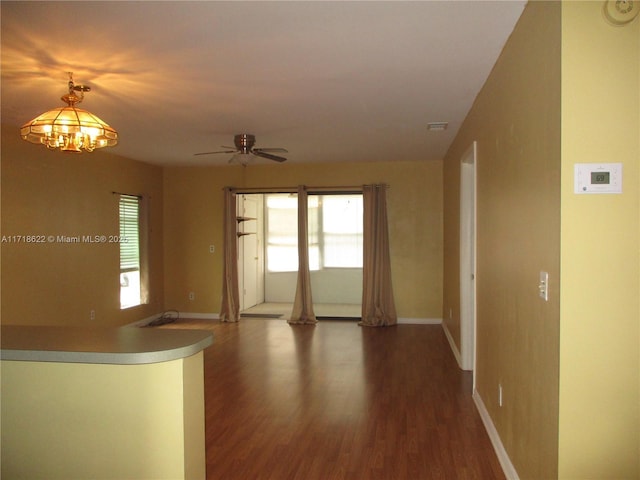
119;195;140;272
119;194;142;308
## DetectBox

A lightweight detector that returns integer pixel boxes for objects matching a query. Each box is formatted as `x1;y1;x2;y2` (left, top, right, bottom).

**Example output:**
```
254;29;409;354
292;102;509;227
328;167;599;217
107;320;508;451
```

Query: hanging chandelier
20;72;118;153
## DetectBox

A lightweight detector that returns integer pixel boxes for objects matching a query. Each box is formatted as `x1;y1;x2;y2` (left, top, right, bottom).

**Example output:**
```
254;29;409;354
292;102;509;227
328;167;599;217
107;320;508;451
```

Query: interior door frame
460;141;477;380
237;194;264;311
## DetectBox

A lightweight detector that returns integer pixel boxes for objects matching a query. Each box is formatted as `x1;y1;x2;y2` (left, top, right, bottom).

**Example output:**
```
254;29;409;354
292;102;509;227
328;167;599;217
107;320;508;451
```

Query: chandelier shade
20;73;118;153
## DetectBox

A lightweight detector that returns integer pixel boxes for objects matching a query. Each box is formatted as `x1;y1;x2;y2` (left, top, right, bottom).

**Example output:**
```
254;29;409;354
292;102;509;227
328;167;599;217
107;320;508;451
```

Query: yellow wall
1;126;164;326
163;160;443;319
443;2;561;478
1;353;205;479
559;2;640;478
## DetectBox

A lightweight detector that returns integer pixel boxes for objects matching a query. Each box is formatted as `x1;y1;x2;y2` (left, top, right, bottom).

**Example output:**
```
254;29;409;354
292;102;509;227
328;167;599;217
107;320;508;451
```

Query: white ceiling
1;1;525;167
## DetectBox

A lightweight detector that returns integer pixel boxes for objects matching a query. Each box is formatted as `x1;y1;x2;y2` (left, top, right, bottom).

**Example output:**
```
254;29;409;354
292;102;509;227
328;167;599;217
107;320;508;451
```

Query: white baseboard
124;313;163;328
179;312;220;320
397;317;442;325
473;390;519;480
124;312;219;328
177;314;440;325
442;321;463;368
133;313;438;325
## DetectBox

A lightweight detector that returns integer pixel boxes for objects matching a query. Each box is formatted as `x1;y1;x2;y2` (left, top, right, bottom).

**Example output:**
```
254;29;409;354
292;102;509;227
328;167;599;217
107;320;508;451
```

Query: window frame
265;193;363;273
118;193;148;309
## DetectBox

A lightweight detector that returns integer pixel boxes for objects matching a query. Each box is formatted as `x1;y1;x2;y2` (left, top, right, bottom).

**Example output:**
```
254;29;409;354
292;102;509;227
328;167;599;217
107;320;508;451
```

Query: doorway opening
460;142;477;381
237;193;363;319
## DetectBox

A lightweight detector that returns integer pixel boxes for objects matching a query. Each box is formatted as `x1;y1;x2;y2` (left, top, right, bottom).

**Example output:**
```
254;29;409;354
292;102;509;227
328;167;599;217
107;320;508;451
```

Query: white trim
442;321;463;368
125;312;220;328
473;390;520;480
397;317;441;325
123;313;163;328
178;312;220;320
132;313;436;325
460;141;477;373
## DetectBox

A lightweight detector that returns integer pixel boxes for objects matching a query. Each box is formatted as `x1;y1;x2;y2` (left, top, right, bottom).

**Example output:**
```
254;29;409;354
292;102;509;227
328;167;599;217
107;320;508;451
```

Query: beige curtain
289;186;317;325
220;187;240;323
360;184;397;327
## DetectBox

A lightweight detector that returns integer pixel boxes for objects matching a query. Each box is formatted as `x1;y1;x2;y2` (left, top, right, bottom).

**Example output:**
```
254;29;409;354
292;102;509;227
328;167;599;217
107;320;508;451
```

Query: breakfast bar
1;325;213;480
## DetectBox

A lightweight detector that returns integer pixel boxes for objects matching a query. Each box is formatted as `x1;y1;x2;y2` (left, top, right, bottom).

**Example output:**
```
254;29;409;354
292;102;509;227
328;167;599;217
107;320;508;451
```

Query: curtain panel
289;185;317;324
220;187;240;323
360;184;397;327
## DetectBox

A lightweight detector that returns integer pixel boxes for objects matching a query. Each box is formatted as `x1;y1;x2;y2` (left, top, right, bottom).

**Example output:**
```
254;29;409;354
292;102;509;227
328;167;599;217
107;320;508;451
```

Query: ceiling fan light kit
194;133;288;165
20;72;118;153
230;153;256;166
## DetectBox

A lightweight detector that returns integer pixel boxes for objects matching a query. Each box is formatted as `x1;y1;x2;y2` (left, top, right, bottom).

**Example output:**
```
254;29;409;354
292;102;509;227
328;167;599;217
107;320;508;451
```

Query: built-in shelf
237;216;256;237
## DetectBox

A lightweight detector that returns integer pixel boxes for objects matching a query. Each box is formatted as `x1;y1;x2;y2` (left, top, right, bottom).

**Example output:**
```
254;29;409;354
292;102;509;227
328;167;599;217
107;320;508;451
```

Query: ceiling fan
194;134;288;165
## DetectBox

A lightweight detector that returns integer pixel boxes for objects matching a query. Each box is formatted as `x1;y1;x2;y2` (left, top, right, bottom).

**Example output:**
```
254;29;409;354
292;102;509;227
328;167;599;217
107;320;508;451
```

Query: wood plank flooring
159;319;505;480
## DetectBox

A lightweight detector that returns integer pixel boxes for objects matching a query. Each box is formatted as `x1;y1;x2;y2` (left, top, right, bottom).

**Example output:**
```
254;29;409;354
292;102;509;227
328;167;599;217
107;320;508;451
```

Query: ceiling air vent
427;122;449;132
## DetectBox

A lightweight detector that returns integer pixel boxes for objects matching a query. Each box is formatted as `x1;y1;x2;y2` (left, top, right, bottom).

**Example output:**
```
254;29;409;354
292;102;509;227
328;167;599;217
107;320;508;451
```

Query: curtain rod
226;184;388;194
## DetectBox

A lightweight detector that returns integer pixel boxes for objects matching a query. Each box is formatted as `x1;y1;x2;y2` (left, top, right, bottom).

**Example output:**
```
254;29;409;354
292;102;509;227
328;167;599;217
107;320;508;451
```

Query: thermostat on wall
574;163;622;194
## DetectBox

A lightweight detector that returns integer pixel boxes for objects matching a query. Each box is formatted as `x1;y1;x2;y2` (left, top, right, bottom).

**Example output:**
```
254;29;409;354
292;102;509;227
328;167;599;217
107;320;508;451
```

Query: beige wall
559;2;639;478
1;126;164;327
163;160;443;319
444;1;640;478
443;2;561;478
1;126;442;324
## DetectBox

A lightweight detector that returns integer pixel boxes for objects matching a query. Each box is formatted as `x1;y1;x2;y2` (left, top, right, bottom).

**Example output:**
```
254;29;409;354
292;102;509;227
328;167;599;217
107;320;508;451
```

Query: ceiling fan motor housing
234;134;255;153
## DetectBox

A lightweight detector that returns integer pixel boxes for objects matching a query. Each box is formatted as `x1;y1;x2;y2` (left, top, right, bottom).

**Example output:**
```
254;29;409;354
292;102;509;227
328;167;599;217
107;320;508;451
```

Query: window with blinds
119;194;141;309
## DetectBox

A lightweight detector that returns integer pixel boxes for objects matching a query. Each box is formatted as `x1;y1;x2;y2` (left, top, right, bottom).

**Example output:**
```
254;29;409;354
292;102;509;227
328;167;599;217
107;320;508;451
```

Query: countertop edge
1;335;213;365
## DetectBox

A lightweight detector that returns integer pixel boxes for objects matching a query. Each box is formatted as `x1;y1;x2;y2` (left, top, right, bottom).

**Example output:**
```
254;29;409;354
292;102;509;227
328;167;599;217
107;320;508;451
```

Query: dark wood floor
160;319;505;480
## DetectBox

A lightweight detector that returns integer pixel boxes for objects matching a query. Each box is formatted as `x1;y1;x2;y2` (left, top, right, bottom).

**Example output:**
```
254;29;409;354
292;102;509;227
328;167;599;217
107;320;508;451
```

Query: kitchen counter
1;324;213;480
0;324;213;364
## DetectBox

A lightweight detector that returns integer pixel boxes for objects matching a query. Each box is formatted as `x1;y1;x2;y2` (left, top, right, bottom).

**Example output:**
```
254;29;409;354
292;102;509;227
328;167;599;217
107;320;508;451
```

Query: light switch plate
539;271;549;301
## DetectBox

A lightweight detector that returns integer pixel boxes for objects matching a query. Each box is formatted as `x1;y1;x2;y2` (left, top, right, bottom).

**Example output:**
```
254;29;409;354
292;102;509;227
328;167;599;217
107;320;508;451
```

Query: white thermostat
574;163;622;194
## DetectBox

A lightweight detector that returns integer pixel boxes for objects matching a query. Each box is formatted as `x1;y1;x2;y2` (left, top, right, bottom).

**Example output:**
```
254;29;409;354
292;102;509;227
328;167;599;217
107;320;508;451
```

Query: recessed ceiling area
0;1;526;166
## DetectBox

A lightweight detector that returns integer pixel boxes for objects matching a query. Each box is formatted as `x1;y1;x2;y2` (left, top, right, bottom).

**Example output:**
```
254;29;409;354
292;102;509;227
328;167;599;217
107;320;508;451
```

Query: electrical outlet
498;383;503;407
189;292;195;301
209;245;215;253
90;309;96;321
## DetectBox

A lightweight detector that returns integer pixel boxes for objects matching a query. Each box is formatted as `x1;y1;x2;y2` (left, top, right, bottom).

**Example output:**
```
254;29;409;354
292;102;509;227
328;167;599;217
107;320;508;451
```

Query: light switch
539;271;549;301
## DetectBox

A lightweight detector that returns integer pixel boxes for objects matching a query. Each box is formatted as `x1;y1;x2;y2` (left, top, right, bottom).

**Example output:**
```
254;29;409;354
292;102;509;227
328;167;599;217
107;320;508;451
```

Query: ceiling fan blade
193;149;237;156
195;135;288;162
254;147;288;153
254;150;287;162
